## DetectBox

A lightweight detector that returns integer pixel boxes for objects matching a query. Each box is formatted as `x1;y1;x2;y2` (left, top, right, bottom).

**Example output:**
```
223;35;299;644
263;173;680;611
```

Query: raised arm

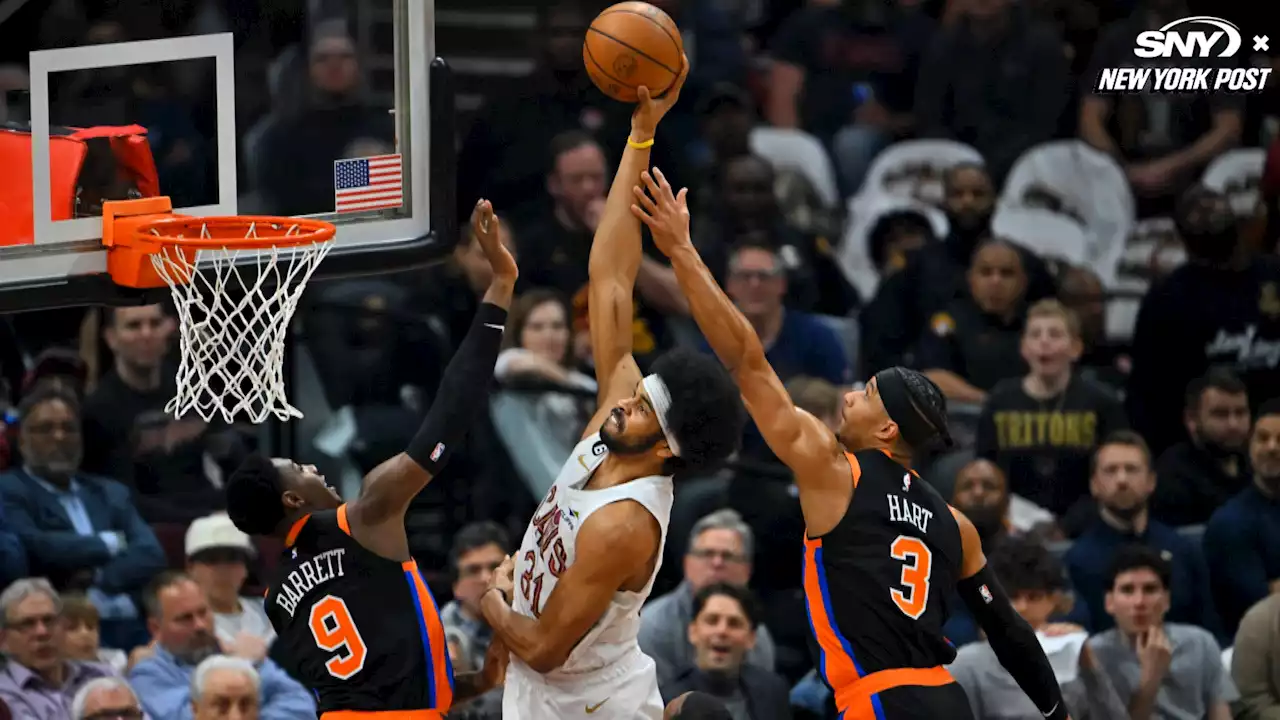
631;170;846;506
583;61;689;438
951;506;1071;720
346;200;517;560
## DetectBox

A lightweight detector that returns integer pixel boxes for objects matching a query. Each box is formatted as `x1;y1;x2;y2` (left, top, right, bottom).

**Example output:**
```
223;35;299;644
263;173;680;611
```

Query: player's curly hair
650;348;745;477
225;454;287;536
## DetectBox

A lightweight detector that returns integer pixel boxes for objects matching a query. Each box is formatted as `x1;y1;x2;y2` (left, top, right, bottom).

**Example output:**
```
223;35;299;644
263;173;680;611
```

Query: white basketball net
146;221;334;424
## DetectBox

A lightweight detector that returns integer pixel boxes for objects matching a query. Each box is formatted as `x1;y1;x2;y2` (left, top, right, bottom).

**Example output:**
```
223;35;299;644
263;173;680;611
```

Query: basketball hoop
101;197;336;424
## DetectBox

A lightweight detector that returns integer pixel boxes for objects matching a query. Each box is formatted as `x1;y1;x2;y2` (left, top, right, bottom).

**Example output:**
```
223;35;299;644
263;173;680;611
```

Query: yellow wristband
627;136;655;149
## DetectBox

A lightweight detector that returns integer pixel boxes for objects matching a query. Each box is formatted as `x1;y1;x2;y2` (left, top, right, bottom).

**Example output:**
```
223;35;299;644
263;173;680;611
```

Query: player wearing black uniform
224;201;514;719
633;169;1072;720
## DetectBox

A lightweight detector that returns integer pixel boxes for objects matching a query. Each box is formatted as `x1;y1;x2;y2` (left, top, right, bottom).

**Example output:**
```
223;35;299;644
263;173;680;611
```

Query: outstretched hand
631;167;691;257
471;199;517;284
631;54;690;140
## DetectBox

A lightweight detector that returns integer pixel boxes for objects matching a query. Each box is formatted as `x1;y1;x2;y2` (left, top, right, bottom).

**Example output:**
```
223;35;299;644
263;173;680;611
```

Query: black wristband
406;302;507;473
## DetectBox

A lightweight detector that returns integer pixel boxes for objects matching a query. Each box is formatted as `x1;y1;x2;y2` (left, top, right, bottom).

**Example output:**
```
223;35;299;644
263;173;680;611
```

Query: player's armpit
480;501;660;674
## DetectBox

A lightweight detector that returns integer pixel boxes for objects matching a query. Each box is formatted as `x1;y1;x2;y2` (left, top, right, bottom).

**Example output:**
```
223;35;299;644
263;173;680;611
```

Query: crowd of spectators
0;0;1279;718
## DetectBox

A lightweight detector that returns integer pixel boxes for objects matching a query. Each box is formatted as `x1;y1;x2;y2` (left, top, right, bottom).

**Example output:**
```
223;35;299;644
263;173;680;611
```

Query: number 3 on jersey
889;536;933;619
309;595;368;679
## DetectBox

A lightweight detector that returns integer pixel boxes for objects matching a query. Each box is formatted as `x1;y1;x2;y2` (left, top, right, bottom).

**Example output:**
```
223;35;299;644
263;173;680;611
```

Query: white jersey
509;432;673;681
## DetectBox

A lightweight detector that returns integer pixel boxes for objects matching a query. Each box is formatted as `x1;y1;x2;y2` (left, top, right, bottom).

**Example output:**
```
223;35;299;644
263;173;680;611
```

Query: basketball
584;2;684;103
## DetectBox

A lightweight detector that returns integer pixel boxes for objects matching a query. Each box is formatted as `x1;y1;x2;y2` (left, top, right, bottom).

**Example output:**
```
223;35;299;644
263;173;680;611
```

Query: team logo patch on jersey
430;443;445;462
592;441;607;456
979;584;993;604
902;473;911;491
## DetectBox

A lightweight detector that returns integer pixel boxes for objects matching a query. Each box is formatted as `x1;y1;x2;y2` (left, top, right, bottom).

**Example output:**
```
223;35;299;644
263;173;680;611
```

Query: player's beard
600;421;664;456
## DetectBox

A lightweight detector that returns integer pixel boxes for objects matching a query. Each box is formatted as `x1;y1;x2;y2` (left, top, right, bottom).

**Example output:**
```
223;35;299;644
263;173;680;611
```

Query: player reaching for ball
223;200;514;719
632;170;1074;720
479;61;745;720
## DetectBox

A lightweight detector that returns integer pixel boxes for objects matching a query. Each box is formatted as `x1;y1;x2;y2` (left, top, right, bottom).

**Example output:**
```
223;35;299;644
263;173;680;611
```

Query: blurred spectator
862;163;1055;373
767;0;935;191
70;676;143;720
0;578;113;718
1151;370;1253;526
497;290;596;393
61;594;128;674
694;155;857;315
184;514;274;649
1127;186;1280;456
255;21;394;215
1232;593;1280;718
951;459;1056;543
0;495;24;592
949;537;1127;718
81;305;229;524
129;572;313;720
0;385;165;649
1088;545;1237;719
914;0;1069;182
442;522;509;674
657;583;791;719
976;300;1127;516
705;242;850;458
1079;0;1243;216
522;131;685;365
190;655;258;720
1064;432;1219;632
689;84;753;199
642;510;777;687
917;239;1029;404
783;377;841;432
866;208;938;282
21;347;88;400
1057;266;1128;392
425;217;519;348
1205;400;1280;635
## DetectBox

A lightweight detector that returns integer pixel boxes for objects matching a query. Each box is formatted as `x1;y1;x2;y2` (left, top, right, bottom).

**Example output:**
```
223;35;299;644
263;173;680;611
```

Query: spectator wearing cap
0;385;165;650
1205;401;1280;635
0;578;115;720
184;514;274;649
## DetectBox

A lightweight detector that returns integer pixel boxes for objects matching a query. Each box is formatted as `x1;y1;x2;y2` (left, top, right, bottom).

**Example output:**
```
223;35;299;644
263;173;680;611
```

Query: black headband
875;368;951;450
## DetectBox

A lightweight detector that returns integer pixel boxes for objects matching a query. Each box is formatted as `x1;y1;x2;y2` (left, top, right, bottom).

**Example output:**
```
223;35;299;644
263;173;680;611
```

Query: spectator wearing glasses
0;578;114;719
441;521;510;673
641;510;777;687
70;676;145;720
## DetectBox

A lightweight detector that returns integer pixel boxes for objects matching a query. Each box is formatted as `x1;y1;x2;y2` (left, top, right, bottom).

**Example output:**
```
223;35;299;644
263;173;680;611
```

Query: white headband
641;374;681;457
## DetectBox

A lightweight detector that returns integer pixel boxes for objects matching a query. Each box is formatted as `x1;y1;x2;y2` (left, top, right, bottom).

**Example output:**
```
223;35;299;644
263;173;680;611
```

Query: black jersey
803;450;964;689
265;505;454;713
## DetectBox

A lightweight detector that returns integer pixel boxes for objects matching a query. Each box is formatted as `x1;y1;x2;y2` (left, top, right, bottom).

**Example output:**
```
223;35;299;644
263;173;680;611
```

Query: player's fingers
631;204;654;226
637;85;652;104
676;187;689;206
633;185;659;214
640;170;661;197
653;167;673;196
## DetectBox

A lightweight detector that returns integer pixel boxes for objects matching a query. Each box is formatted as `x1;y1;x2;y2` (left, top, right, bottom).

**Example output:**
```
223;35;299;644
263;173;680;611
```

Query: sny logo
1094;16;1271;93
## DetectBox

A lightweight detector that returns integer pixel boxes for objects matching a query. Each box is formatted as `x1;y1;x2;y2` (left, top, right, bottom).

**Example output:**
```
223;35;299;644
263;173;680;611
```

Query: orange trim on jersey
320;711;443;719
836;665;956;719
284;515;311;547
404;559;454;710
844;452;862;488
337;504;351;535
802;536;863;691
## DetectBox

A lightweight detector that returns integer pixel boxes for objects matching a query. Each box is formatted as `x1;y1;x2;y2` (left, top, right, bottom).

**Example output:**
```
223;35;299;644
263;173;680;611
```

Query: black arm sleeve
957;565;1070;720
406;302;507;473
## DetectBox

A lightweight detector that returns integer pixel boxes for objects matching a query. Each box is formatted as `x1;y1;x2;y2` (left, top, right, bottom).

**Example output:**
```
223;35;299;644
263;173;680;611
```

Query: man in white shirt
184;514;274;651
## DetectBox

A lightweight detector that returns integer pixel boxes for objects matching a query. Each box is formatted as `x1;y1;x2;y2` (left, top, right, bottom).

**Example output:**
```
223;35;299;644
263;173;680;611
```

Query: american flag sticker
334;154;403;213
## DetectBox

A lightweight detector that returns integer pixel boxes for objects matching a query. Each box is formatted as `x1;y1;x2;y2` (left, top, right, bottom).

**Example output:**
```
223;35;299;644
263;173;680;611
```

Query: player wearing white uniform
478;60;745;720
